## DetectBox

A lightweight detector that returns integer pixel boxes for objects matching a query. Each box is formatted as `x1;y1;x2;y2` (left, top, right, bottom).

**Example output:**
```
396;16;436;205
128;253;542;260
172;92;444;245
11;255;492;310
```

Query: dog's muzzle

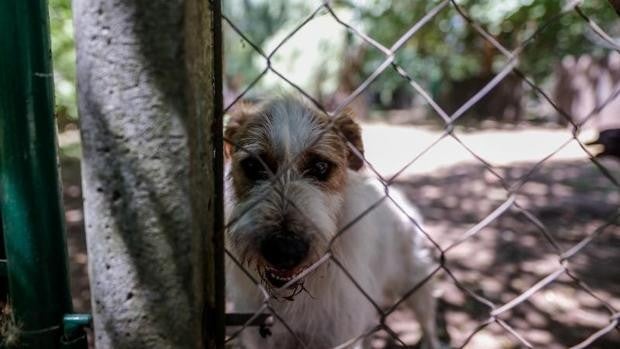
260;233;309;288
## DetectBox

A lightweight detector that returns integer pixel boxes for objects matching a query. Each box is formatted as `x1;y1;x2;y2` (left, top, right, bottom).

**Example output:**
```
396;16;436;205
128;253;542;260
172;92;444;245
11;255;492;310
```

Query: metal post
184;0;225;347
0;1;87;347
209;0;225;345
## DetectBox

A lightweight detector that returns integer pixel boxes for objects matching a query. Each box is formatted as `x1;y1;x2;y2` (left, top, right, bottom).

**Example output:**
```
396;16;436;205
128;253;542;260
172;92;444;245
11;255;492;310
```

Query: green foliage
49;0;77;123
50;0;618;114
223;0;619;105
347;0;618;102
222;0;316;95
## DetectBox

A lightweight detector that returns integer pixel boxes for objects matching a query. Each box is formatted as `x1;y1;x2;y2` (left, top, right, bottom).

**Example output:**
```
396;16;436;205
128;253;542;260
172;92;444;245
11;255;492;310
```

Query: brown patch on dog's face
226;105;277;200
224;98;364;199
224;102;261;159
334;109;365;171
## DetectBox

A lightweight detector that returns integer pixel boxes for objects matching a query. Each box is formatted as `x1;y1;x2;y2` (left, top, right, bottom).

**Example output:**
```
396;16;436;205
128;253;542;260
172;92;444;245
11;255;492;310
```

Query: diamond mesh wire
220;1;620;347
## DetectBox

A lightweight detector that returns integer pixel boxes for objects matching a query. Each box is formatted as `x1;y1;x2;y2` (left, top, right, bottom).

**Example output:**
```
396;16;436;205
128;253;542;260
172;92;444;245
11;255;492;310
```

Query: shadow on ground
374;158;620;349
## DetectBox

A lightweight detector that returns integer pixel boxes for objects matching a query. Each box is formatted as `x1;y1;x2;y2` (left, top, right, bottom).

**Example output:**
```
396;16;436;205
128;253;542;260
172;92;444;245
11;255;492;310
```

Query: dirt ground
60;125;620;348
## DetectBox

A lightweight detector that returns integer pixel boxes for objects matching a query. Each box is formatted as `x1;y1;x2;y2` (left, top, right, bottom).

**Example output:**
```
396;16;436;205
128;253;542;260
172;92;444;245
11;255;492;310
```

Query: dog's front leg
408;281;440;349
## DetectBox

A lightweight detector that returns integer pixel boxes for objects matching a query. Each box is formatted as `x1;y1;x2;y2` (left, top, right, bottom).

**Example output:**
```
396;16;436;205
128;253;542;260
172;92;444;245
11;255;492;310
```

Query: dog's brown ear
224;102;257;159
334;110;364;171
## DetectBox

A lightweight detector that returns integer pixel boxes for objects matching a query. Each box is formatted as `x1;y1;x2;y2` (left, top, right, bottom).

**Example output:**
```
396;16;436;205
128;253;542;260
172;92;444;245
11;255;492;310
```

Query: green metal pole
0;1;85;347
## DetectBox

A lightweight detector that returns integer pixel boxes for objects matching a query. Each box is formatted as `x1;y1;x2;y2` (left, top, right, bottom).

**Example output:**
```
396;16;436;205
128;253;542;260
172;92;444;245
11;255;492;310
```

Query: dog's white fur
225;97;439;349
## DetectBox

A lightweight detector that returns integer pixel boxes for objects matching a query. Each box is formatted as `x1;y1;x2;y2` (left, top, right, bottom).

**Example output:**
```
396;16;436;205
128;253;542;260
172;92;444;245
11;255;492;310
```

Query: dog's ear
224;102;257;159
334;110;364;171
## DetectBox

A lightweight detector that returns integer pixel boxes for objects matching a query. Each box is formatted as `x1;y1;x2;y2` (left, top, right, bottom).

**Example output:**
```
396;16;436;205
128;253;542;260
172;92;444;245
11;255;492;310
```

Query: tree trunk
73;0;220;347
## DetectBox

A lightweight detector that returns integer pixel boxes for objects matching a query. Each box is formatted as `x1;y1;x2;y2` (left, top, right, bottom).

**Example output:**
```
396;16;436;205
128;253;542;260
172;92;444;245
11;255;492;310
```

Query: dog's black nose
260;233;309;270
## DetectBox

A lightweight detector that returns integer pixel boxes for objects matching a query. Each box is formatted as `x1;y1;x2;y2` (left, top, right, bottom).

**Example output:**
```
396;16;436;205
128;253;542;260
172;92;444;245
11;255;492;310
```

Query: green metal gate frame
0;1;90;347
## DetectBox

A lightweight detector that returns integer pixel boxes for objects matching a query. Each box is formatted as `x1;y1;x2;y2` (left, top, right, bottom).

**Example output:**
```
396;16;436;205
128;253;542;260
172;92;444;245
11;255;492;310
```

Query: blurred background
51;0;620;347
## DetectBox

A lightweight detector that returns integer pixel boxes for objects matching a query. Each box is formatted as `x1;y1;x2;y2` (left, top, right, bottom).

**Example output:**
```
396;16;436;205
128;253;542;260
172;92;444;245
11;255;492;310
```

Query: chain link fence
220;1;620;347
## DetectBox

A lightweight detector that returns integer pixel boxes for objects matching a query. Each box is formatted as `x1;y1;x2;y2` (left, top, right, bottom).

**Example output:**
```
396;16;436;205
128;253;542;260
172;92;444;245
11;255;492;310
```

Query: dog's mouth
263;265;304;289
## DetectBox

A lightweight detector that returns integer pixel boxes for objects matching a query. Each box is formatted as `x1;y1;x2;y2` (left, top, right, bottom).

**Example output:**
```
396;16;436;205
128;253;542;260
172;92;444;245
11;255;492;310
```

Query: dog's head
225;97;364;296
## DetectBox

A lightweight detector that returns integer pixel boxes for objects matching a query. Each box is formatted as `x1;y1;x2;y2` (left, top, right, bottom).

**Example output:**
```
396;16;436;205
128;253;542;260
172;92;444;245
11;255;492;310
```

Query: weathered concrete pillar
74;0;221;347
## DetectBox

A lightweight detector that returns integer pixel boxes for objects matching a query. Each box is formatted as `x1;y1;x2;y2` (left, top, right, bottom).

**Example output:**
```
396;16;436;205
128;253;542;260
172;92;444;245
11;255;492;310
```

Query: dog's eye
306;159;332;181
240;157;270;181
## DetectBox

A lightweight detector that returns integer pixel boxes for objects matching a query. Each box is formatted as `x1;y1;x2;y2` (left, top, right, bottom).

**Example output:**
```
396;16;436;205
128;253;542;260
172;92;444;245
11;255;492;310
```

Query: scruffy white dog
225;97;439;349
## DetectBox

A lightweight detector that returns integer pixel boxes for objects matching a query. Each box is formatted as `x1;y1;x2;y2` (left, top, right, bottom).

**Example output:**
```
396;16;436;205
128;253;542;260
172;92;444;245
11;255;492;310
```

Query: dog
225;96;439;349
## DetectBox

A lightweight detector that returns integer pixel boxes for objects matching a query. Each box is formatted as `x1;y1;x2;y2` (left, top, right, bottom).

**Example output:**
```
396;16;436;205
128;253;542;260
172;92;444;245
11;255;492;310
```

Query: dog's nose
260;233;309;270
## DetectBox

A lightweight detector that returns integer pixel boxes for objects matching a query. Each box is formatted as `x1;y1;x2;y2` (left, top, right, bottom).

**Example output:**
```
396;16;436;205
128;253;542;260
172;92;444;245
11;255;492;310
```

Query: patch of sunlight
362;124;587;177
58;129;82;159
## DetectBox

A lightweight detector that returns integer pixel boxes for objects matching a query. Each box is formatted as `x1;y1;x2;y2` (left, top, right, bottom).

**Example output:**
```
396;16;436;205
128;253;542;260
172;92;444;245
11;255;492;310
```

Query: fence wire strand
221;0;620;347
